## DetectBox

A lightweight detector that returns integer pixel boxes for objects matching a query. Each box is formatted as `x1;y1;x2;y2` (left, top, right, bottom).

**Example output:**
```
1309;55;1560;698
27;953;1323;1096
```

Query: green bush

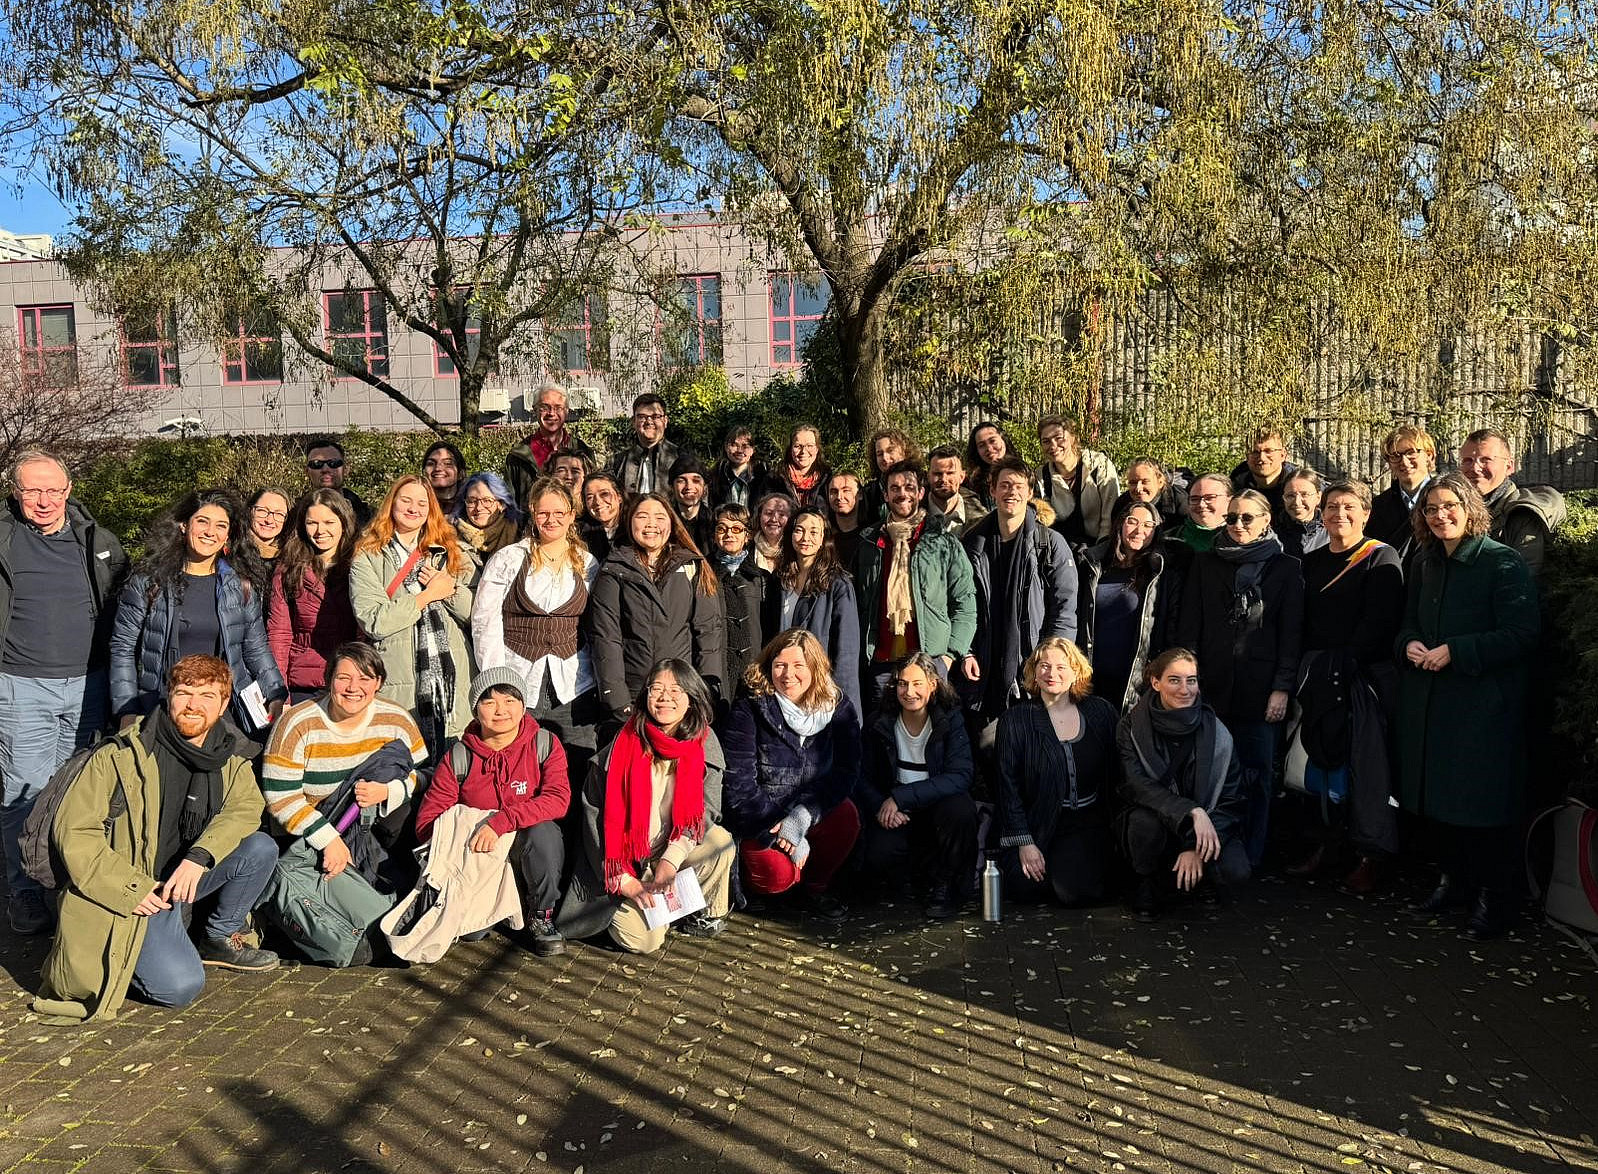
1542;489;1598;772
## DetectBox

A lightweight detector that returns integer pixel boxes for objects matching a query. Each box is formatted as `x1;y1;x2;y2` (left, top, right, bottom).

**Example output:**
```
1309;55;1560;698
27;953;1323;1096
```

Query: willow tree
654;0;1598;442
1;0;663;434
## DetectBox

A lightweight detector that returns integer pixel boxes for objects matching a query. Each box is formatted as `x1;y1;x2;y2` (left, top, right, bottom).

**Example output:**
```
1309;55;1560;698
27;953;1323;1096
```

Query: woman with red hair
350;476;478;759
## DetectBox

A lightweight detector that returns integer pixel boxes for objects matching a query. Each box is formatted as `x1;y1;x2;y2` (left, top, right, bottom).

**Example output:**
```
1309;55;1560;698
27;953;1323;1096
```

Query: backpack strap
536;727;553;764
448;740;472;782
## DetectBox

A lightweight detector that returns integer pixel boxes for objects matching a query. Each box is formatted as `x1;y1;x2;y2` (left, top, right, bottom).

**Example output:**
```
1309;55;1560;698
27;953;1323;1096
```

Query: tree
650;0;1598;438
2;0;665;435
0;330;148;473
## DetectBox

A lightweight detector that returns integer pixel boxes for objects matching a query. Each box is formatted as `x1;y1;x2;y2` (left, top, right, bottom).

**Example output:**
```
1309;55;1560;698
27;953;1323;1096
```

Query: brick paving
0;876;1595;1173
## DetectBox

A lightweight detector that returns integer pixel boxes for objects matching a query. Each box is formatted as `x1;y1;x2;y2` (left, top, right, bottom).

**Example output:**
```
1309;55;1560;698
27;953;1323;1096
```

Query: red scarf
602;716;708;890
785;465;821;493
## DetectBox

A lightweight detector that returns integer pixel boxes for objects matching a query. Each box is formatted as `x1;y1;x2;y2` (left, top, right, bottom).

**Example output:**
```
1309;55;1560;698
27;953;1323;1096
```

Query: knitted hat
469;665;528;710
669;453;709;483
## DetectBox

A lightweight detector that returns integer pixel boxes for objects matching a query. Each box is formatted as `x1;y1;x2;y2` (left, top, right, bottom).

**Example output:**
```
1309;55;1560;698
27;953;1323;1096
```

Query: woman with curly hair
350;475;477;758
267;489;361;703
109;488;287;732
762;507;861;720
472;476;603;785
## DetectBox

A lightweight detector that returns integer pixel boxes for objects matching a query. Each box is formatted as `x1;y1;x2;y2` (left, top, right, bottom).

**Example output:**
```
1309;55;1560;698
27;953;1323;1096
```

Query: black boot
1412;874;1468;915
1467;889;1516;940
1130;877;1160;923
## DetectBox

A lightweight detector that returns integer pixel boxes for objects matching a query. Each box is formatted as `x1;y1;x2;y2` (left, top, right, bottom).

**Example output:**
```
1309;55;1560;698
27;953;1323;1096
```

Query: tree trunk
840;299;892;435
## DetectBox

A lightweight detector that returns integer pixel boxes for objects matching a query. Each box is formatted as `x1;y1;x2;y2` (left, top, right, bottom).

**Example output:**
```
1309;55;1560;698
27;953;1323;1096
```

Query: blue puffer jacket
719;692;861;842
109;560;287;729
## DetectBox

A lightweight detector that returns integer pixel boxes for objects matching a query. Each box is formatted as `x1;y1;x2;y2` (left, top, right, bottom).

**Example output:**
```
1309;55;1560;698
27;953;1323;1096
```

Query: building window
120;306;181;388
17;304;78;388
664;273;723;368
769;273;829;367
549;291;609;375
323;289;389;377
434;290;482;377
222;304;285;384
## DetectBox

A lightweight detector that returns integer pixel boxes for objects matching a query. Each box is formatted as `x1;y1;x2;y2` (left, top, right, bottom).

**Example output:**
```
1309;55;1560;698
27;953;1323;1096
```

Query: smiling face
390;482;431;537
723;431;755;470
1282;477;1320;524
1151;658;1200;709
13;457;71;532
463;483;505;528
992;468;1031;522
424;449;460;496
895;662;935;714
632;403;667;446
1422;486;1468;544
885;472;925;520
1247;436;1287;482
475;687;526;738
758;497;794;543
327;657;381;721
303;504;344;556
533;490;573;546
770;645;813;702
645;669;689;732
630;498;673;555
827;475;859;517
1187;477;1230;529
536;388;568;435
168;680;228;742
1384;437;1434;491
1459;436;1513;496
1126;462;1166;504
788;429;820;474
1119;507;1157;553
584;480;621;527
1320;489;1368;546
551;457;584;492
873;436;905;474
249;492;289;544
790;513;826;562
1033;647;1077;701
973;427;1006;466
714;515;748;555
184;503;231;563
1038;424;1079;470
673;472;707;511
1224;496;1270;544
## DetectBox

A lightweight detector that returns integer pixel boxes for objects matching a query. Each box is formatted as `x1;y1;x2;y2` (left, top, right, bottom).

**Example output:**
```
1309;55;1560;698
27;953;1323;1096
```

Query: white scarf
776;692;833;738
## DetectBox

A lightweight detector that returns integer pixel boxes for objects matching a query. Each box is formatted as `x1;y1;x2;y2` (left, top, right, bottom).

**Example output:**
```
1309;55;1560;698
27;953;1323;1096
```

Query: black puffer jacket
586;545;724;721
857;701;974;814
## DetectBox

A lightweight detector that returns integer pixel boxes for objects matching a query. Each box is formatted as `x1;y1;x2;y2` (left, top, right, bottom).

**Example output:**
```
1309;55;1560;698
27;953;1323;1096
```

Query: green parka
1394;535;1539;828
32;720;264;1024
852;517;978;663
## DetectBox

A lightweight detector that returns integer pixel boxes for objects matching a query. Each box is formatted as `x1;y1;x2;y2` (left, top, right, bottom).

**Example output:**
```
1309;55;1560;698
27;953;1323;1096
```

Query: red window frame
17;304;78;388
769;272;829;367
548;291;608;375
222;305;285;385
120;307;181;389
662;273;723;369
322;289;389;378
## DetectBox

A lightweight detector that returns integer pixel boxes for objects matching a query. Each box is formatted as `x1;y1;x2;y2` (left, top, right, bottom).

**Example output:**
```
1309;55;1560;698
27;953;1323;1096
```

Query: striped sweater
262;697;428;849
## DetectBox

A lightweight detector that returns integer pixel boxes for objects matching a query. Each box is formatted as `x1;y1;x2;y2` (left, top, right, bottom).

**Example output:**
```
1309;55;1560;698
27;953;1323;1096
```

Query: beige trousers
609;825;736;955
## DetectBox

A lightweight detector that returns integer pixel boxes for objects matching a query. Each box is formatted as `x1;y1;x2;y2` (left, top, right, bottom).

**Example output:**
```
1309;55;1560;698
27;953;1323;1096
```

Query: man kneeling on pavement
33;654;278;1022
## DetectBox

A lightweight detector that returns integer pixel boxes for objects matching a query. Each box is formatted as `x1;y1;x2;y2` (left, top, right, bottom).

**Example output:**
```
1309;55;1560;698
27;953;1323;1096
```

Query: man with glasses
0;450;128;934
610;393;687;496
304;438;372;529
1369;424;1437;557
1457;427;1566;577
1230;427;1298;520
1035;415;1120;547
506;382;598;512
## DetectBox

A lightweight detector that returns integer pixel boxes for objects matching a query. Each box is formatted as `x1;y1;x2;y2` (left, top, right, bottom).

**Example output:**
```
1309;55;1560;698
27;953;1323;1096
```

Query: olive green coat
1394;535;1539;828
32;721;264;1024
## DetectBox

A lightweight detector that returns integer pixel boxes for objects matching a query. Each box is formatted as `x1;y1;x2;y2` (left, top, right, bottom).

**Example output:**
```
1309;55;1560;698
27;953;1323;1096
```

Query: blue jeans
0;670;108;898
1228;718;1280;867
130;832;277;1008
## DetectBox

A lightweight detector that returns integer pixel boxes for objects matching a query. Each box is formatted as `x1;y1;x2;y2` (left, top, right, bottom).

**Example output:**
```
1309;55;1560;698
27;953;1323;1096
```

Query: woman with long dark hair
1076;500;1171;711
423;440;467;516
110;488;287;732
349;475;477;759
763;507;861;720
234;485;293;605
965;420;1019;510
587;492;723;728
267;489;361;703
776;424;830;510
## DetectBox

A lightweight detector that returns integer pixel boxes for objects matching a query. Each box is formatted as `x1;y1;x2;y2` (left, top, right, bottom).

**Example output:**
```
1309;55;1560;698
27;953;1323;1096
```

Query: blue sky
0;174;72;238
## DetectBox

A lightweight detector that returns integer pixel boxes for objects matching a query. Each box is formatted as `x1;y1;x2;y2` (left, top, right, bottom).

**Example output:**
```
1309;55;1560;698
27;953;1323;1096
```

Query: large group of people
5;385;1568;1023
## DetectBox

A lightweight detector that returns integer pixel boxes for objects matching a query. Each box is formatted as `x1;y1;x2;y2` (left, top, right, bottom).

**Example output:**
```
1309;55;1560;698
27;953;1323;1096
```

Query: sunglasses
306;458;345;470
1224;512;1263;525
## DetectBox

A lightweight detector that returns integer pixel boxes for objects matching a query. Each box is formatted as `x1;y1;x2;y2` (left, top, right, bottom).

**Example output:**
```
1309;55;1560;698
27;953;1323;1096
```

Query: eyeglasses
1422;501;1465;518
633;412;666;423
306;458;345;470
1252;447;1284;457
251;507;287;521
714;524;747;536
1386;448;1423;462
646;684;687;701
1224;512;1263;525
17;487;68;502
1192;493;1226;506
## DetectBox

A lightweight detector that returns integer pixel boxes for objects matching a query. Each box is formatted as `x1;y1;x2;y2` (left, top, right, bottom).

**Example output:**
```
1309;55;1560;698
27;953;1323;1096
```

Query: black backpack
20;735;132;890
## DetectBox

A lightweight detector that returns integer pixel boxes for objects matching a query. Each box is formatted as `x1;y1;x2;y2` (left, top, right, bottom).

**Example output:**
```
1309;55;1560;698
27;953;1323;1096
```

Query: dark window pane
126;347;160;386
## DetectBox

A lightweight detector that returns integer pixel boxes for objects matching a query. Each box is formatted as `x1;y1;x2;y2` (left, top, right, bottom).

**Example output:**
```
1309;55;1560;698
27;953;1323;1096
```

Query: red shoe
1339;857;1386;896
1285;845;1328;877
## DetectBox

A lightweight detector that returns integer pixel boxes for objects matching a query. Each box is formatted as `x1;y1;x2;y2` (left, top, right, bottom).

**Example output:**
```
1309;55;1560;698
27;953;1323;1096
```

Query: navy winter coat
761;573;862;721
109;560;287;728
719;692;861;841
857;701;974;814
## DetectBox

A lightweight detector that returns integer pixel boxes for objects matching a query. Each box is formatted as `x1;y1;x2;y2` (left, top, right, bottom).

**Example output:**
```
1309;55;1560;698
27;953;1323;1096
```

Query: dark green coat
1394;535;1538;827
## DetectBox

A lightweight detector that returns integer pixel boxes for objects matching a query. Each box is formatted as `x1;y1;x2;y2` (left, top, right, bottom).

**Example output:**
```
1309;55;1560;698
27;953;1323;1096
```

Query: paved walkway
0;876;1594;1173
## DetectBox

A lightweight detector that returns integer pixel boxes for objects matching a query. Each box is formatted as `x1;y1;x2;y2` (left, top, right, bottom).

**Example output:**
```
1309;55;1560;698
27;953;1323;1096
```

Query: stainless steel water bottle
982;858;1002;922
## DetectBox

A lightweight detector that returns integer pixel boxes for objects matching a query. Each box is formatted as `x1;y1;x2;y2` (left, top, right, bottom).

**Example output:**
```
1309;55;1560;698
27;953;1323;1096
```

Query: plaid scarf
388;537;457;760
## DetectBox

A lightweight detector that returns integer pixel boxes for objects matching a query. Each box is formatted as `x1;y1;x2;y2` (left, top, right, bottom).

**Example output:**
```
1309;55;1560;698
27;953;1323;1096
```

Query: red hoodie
415;715;570;840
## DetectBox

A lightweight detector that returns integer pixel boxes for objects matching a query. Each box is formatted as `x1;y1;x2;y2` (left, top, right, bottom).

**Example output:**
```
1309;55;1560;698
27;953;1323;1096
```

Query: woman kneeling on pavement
722;629;862;922
413;666;570;955
1116;647;1249;920
856;652;978;918
994;638;1121;907
34;656;279;1023
562;660;735;954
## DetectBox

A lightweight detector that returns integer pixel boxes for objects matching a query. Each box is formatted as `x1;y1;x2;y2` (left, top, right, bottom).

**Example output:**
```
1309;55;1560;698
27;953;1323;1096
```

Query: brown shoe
1285;845;1328;877
1339;857;1385;896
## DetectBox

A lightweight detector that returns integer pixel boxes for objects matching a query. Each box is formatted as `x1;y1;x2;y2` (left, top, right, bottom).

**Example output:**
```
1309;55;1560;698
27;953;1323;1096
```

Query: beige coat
381;805;522;963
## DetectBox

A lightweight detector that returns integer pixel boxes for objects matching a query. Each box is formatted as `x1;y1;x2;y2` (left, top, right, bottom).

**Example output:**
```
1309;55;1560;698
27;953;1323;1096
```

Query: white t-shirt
894;716;933;787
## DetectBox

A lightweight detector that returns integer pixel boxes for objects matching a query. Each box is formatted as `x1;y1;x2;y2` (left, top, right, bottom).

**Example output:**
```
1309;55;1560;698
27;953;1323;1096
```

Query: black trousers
511;821;566;915
1427;818;1517;897
1001;817;1114;907
1119;806;1252;886
858;792;979;895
